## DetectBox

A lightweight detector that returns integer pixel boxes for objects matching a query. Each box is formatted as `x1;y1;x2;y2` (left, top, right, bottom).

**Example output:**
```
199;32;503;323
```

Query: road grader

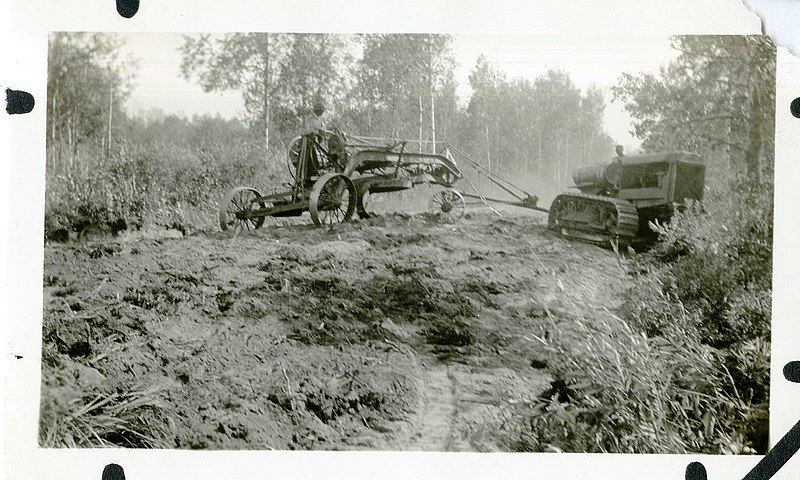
218;129;463;230
218;128;546;231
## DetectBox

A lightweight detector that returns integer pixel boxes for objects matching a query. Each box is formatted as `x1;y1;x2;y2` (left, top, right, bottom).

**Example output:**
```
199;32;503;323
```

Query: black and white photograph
36;32;777;455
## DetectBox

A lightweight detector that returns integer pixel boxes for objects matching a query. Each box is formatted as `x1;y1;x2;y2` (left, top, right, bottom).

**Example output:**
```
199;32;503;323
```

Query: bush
632;180;770;337
517;311;751;454
45;137;285;238
618;267;695;338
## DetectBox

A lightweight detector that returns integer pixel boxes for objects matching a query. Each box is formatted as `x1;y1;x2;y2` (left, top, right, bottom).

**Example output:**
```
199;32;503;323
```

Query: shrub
518;311;752;454
618;266;695;338
45;137;286;237
620;176;771;452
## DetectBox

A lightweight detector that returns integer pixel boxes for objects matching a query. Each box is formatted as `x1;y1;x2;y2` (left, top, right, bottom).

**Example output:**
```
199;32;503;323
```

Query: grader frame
218;129;468;231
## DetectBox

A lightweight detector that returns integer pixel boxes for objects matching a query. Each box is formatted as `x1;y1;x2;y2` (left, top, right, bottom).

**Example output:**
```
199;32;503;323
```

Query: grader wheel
429;188;465;223
309;173;358;226
219;186;266;232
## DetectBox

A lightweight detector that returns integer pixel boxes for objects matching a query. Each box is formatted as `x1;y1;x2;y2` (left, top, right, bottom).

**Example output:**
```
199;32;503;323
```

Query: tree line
47;33;135;175
45;33;774;220
613;35;775;186
46;32;620;192
177;33;618;187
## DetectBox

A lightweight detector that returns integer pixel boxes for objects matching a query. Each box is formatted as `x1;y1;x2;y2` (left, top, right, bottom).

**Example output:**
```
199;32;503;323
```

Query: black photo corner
101;463;125;480
116;0;139;18
5;89;35;114
791;97;800;118
102;464;125;480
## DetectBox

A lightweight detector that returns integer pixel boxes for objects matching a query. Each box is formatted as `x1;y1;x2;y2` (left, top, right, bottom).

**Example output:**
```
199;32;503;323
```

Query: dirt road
40;207;629;451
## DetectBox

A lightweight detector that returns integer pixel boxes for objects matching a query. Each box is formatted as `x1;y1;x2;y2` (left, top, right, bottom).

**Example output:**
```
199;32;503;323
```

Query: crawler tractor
548;151;705;247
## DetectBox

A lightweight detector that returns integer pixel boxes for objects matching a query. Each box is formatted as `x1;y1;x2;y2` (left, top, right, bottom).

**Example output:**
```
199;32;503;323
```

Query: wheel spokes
310;174;356;226
429;189;464;223
220;187;266;231
319;179;350;224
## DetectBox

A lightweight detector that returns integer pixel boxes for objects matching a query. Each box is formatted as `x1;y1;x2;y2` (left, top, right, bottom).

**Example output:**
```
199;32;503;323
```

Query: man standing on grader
302;95;326;136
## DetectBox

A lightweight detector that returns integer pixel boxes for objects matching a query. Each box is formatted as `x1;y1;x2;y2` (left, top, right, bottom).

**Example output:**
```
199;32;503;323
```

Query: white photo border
3;1;799;479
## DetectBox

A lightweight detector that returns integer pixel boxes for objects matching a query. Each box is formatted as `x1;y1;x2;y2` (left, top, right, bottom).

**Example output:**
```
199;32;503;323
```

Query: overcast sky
119;33;679;148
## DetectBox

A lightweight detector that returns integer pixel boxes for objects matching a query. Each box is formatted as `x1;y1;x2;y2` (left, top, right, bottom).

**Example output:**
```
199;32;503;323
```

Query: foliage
343;34;458;143
179;33;460;151
45;114;284;238
615;35;773;453
521;179;773;455
458;58;615;195
612;35;776;183
180;33;355;148
647;179;773;344
179;33;280;149
47;32;135;174
517;311;755;454
525;177;772;454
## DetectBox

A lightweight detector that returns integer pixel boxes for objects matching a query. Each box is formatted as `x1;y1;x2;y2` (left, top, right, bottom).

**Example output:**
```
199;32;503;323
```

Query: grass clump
423;318;476;347
516;312;749;453
39;383;174;448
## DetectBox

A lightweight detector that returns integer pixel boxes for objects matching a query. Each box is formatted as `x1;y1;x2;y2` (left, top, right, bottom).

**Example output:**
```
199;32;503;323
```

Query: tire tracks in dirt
407;362;459;451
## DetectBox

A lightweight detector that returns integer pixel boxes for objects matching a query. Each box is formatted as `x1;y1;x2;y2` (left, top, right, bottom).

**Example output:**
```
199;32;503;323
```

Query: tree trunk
50;84;57;172
263;34;271;152
745;82;763;184
57;115;63;175
564;129;570;187
418;94;423;153
485;123;491;172
537;113;542;175
727;75;736;171
106;87;113;159
67;113;75;174
430;83;436;154
555;137;561;184
429;42;436;154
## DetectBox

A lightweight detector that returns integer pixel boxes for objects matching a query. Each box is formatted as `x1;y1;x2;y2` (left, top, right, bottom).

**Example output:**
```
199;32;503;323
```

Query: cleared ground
39;206;630;450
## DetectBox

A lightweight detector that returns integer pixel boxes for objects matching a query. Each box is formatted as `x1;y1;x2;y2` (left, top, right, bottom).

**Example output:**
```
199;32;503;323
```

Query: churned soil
39;206;629;451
